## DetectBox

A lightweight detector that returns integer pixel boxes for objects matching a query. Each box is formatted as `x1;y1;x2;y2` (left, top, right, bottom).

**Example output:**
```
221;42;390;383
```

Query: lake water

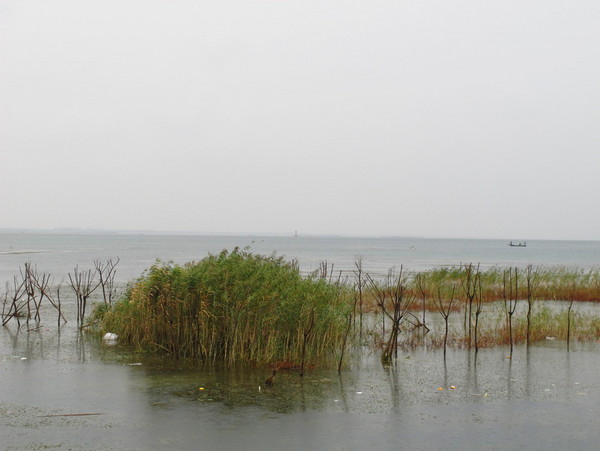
1;232;600;283
1;232;600;450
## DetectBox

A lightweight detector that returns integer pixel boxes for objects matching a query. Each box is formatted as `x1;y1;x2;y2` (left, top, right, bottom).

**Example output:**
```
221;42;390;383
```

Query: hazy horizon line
0;227;596;243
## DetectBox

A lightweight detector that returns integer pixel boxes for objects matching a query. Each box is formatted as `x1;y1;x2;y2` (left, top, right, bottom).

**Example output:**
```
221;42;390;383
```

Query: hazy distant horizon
0;226;597;243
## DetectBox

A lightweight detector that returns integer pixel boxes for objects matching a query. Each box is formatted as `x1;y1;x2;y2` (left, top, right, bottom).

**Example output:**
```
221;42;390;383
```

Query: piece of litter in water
20;357;27;360
545;336;556;341
450;386;457;389
437;387;444;391
126;363;142;366
198;387;205;391
355;391;363;395
103;333;119;346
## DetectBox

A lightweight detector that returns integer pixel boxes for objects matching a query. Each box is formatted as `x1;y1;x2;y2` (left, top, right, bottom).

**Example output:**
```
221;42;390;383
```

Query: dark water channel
2;319;599;451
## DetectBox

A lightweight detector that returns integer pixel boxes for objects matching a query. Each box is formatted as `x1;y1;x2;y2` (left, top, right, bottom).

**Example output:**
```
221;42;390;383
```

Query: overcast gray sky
1;0;599;240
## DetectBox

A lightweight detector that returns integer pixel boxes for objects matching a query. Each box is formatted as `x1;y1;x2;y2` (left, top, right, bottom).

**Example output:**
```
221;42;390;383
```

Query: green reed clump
96;249;351;365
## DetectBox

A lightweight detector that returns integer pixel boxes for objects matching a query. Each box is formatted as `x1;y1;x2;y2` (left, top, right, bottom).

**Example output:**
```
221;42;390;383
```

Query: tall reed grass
96;249;351;365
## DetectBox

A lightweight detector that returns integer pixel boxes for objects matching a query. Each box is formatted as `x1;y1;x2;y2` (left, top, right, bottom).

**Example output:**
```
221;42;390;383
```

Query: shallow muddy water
2;316;600;450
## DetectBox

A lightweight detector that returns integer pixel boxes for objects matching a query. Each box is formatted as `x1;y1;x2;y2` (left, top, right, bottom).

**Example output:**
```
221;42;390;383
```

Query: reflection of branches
385;362;401;414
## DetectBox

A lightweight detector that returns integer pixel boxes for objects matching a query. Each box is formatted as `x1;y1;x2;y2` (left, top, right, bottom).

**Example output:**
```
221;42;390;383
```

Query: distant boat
508;241;527;247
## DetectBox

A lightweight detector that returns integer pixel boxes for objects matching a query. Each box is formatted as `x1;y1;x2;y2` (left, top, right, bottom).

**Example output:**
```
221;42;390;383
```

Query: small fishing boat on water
508;241;527;247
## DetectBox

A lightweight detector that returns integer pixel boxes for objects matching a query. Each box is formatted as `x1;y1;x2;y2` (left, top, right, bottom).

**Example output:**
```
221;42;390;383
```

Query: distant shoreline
1;228;596;243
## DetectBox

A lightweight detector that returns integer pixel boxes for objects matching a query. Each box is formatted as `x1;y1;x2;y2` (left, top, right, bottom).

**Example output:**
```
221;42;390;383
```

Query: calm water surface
1;232;600;282
1;233;600;450
2;320;599;450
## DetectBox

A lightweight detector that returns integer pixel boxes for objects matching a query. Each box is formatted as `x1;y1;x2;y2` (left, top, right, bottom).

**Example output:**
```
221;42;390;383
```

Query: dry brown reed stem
94;258;119;307
338;312;353;374
22;264;35;325
68;266;100;329
567;299;574;351
0;263;66;328
503;267;519;358
353;257;365;339
300;308;315;377
524;264;540;346
2;275;27;327
461;263;480;348
433;283;456;357
473;271;484;353
415;273;428;332
365;266;413;363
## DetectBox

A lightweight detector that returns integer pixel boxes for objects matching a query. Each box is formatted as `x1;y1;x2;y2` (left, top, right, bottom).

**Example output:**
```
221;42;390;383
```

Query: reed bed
95;249;351;366
89;258;600;366
401;305;600;349
361;265;600;313
361;264;600;356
